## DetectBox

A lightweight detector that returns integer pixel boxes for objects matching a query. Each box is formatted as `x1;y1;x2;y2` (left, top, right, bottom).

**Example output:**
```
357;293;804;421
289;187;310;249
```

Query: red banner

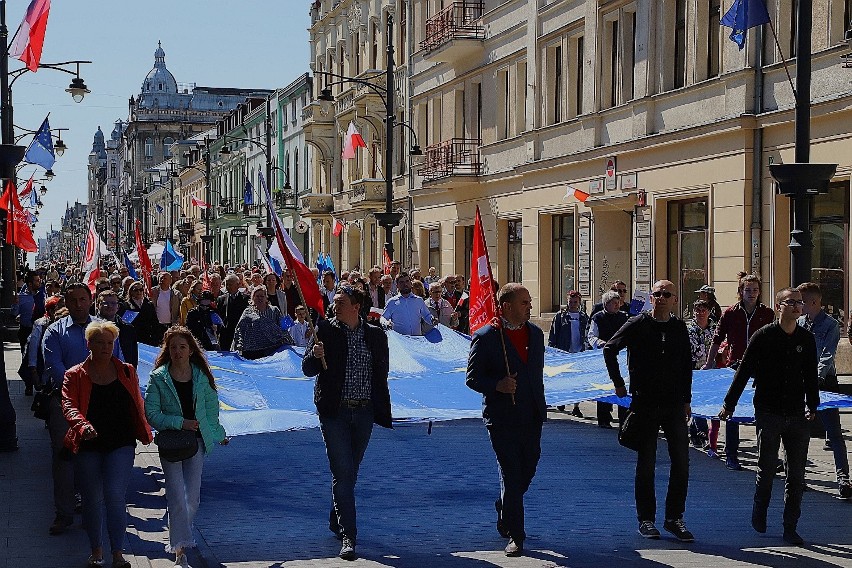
468;206;497;334
135;220;153;298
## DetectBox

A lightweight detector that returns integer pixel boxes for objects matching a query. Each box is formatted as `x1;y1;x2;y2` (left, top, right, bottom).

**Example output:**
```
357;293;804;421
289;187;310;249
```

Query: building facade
408;0;852;331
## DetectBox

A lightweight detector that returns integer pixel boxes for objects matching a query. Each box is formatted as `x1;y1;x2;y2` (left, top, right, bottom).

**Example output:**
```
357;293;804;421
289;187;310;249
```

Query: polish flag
135;220;153;298
341;121;366;159
332;218;344;237
9;0;51;72
565;185;590;202
18;176;35;200
191;196;210;209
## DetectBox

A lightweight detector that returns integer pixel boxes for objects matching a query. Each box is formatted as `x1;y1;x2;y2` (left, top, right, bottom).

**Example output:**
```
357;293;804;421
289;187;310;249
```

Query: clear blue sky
11;0;311;255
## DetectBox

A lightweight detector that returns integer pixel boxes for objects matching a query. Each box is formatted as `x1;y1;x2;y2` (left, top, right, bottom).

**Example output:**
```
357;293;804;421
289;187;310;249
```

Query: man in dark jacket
719;287;820;546
186;291;221;350
96;290;138;367
604;279;694;543
302;285;391;561
216;274;248;352
467;283;546;557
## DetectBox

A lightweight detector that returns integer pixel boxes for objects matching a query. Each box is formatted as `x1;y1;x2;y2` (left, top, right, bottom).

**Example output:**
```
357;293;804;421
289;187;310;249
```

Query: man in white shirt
381;273;435;335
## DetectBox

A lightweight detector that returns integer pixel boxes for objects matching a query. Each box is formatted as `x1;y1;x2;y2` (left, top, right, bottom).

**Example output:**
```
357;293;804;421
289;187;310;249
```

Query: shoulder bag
618;409;645;451
154;429;198;462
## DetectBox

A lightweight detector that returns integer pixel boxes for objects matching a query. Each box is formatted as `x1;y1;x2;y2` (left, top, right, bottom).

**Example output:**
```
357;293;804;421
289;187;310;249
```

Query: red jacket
62;357;153;454
712;302;775;367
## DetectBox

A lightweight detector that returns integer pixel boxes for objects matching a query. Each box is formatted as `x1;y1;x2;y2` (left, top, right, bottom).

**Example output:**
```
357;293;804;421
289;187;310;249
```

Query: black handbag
618;410;645;451
154;429;198;462
31;389;52;421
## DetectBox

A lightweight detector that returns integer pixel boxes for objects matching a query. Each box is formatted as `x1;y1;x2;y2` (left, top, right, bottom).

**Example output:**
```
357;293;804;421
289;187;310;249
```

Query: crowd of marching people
9;256;852;563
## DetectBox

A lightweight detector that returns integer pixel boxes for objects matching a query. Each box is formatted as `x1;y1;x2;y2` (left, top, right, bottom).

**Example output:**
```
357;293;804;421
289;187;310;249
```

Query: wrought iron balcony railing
420;1;485;52
418;138;482;183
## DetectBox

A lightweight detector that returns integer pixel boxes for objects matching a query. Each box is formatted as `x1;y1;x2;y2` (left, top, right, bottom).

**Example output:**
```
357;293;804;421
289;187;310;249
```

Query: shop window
667;198;708;318
810;183;849;332
507;219;522;284
551;214;575;311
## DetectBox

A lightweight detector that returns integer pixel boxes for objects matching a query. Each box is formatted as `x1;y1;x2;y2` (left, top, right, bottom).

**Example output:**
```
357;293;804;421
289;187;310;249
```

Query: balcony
420;1;485;63
300;193;334;217
302;101;336;148
418;138;482;184
332;178;387;214
217;198;262;222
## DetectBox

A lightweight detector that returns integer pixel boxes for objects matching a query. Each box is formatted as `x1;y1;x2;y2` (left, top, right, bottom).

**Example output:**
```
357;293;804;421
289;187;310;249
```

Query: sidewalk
2;341;851;568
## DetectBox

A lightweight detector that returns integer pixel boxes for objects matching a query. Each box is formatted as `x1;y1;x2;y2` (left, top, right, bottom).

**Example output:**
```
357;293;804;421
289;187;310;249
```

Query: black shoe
663;519;695;542
823;440;833;451
725;459;743;471
638;521;660;539
598;423;614;429
339;537;356;560
48;515;72;535
495;498;509;538
24;386;33;396
839;482;852;500
751;504;767;533
556;405;565;411
783;528;804;546
571;406;584;418
504;538;523;557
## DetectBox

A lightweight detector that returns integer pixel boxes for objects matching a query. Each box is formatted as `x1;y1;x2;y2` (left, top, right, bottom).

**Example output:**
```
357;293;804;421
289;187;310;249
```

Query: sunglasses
652;291;673;298
779;299;805;307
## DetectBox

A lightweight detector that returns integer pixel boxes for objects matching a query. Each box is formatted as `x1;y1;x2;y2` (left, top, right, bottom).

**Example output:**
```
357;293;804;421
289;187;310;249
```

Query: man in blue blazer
466;283;546;557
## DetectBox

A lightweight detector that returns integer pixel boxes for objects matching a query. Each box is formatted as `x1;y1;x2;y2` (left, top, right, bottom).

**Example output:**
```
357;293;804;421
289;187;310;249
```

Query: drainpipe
750;26;766;276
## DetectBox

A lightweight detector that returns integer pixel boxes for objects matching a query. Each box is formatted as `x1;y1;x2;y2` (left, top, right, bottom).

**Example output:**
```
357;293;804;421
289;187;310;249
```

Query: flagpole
287;262;326;370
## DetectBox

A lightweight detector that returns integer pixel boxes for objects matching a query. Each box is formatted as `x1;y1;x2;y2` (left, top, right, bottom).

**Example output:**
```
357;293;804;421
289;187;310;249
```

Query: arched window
284;151;290;186
110;163;117;179
144;137;154;158
293;149;299;192
163;137;175;157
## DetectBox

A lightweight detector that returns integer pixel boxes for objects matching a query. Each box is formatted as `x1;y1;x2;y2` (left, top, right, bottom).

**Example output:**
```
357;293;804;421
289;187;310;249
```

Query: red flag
83;267;100;295
274;223;325;318
468;206;497;334
135;220;153;298
569;186;590;202
0;180;38;253
9;0;50;72
382;248;392;275
18;176;34;199
332;218;344;237
191;196;210;209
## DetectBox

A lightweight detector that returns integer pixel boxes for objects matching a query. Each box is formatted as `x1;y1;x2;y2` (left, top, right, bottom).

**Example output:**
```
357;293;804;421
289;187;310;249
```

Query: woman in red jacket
63;321;152;568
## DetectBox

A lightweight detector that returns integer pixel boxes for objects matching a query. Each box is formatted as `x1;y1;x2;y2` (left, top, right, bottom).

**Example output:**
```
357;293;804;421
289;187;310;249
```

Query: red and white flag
9;0;50;72
468;206;498;334
565;185;590;202
332;218;344;237
341;121;366;160
81;218;103;294
191;196;210;209
382;248;392;275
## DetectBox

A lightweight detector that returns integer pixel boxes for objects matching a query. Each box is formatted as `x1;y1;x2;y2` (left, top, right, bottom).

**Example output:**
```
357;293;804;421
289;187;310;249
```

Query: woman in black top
126;281;160;346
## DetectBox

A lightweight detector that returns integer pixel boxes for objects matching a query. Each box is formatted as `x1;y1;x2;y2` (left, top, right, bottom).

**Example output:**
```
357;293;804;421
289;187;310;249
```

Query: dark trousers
320;404;374;541
634;402;689;522
487;421;543;542
49;395;75;519
754;411;810;529
818;375;849;483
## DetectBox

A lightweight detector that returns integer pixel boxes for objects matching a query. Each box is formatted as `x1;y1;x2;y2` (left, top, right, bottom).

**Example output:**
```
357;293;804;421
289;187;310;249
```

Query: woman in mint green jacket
144;326;227;568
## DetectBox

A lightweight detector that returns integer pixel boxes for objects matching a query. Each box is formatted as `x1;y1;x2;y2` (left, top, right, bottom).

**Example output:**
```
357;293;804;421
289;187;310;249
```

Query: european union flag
155;204;164;214
123;252;138;279
721;0;770;50
280;314;294;331
160;239;184;271
23;116;55;171
243;178;254;206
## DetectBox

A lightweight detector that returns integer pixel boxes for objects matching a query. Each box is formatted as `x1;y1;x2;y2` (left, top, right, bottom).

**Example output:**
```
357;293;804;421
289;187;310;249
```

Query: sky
10;0;311;257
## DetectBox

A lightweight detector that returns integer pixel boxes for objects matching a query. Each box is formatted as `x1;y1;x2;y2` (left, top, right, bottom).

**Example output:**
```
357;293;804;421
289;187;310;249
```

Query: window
507;220;522;283
552;215;575;311
163;137;174;158
294;148;299;192
708;0;721;78
790;0;799;58
110;164;117;179
575;36;584;116
667;199;708;318
476;83;483;141
516;61;527;135
554;44;563;123
497;68;510;140
609;18;619;106
674;0;687;89
144;137;154;158
428;229;440;272
809;183;849;332
372;22;379;69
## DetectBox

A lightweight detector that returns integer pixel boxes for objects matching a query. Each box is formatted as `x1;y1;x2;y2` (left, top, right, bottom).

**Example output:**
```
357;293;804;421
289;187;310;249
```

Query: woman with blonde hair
62;321;152;568
179;280;204;326
144;326;228;568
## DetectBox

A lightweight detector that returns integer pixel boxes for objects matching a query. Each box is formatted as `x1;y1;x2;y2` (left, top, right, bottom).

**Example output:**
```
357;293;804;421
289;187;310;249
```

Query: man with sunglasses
719;287;819;545
590;280;630;318
303;285;391;560
604;280;695;543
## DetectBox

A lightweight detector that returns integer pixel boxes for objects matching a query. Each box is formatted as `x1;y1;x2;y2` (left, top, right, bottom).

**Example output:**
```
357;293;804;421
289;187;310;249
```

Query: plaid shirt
330;317;372;400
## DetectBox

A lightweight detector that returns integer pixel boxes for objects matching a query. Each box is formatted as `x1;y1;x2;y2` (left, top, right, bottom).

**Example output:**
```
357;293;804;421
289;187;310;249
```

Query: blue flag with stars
721;0;770;50
243;178;254;206
24;116;55;171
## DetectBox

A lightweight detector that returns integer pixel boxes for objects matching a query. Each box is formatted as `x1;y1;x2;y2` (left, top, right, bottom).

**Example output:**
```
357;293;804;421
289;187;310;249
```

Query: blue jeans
320;405;374;541
161;437;205;553
754;412;810;529
487;421;542;542
74;445;135;551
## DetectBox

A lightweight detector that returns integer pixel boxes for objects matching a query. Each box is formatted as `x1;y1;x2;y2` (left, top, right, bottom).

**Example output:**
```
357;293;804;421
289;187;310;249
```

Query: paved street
2;341;851;567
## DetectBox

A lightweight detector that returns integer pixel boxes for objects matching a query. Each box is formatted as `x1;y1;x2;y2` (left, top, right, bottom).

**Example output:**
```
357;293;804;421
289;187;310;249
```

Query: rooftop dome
142;41;177;96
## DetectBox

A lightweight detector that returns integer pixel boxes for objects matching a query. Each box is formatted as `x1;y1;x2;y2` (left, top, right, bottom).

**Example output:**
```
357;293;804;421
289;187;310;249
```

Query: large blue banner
137;325;852;436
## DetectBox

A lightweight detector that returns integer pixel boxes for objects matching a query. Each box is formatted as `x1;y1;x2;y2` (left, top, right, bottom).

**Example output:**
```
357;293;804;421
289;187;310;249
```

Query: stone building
408;0;852;333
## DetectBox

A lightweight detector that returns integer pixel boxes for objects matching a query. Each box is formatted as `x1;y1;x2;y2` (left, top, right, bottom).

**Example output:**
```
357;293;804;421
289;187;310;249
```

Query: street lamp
314;13;420;262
